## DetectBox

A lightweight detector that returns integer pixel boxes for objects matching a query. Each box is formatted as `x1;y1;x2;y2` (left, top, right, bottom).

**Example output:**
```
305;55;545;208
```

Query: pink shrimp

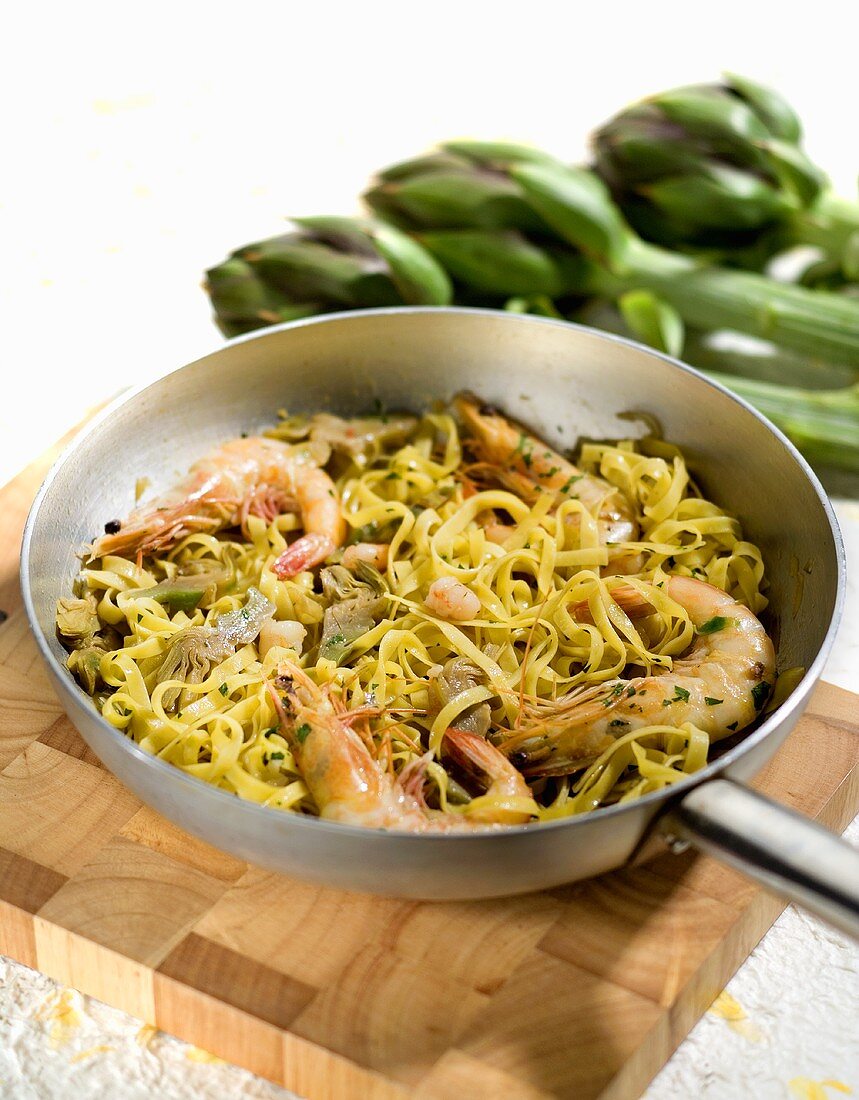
441;726;535;825
269;662;537;830
501;575;776;775
91;436;346;561
341;543;390;571
272;532;337;578
455;392;641;572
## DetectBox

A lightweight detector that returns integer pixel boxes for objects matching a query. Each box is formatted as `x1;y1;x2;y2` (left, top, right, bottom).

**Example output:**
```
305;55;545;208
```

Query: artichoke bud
593;75;827;248
365;147;549;233
206;216;451;334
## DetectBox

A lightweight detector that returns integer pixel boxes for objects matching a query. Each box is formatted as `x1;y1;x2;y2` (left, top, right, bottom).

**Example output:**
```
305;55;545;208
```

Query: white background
1;0;857;480
1;3;857;1098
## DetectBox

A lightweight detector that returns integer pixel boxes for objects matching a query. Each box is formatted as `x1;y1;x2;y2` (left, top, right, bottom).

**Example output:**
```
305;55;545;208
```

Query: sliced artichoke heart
154;586;275;711
319;565;388;664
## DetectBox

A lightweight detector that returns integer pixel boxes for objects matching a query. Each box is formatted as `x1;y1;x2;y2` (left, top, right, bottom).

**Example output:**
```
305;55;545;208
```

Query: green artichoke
205;217;452;336
575;297;859;473
364;149;859;367
201;83;859;472
365;143;559;233
593;74;859;273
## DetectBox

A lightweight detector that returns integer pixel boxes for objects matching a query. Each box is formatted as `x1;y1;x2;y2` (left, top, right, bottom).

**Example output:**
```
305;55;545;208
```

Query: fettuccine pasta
56;394;777;830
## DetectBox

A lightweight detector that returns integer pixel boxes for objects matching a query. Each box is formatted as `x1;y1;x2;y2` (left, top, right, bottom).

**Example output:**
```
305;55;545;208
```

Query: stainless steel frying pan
20;309;859;936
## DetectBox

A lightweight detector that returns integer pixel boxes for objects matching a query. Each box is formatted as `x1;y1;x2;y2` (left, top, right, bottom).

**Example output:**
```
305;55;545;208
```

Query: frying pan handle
660;778;859;940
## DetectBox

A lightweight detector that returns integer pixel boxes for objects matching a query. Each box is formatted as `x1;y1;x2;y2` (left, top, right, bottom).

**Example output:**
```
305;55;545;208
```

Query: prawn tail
443;726;508;784
271;533;336;578
443;726;537;823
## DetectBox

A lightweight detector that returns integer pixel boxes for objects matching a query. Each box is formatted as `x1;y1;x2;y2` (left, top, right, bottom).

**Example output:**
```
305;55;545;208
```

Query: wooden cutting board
1;429;858;1100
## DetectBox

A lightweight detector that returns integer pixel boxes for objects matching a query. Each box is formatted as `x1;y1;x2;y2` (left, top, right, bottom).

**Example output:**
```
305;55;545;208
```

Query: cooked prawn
341;543;390;571
441;727;535;824
455;392;640;568
258;619;307;658
269;662;537;829
501;575;775;775
482;520;514;545
92;436;346;560
425;576;482;621
272;531;338;579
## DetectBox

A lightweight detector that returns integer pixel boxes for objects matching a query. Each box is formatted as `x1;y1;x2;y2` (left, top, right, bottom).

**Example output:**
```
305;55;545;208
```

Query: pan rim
19;306;847;843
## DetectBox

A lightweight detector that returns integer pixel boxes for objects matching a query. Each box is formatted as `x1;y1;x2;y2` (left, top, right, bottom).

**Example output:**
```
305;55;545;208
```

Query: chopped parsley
727;721;739;731
704;697;723;707
219;682;229;696
560;475;582;494
269;751;285;761
697;616;732;635
295;723;311;743
603;683;625;706
751;682;771;711
626;685;636;697
384;471;399;480
350;521;379;543
662;685;690;706
263;727;279;736
609;719;628;728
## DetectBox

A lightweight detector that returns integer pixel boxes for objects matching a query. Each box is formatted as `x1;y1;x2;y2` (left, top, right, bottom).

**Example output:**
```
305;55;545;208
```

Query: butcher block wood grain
1;432;857;1100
